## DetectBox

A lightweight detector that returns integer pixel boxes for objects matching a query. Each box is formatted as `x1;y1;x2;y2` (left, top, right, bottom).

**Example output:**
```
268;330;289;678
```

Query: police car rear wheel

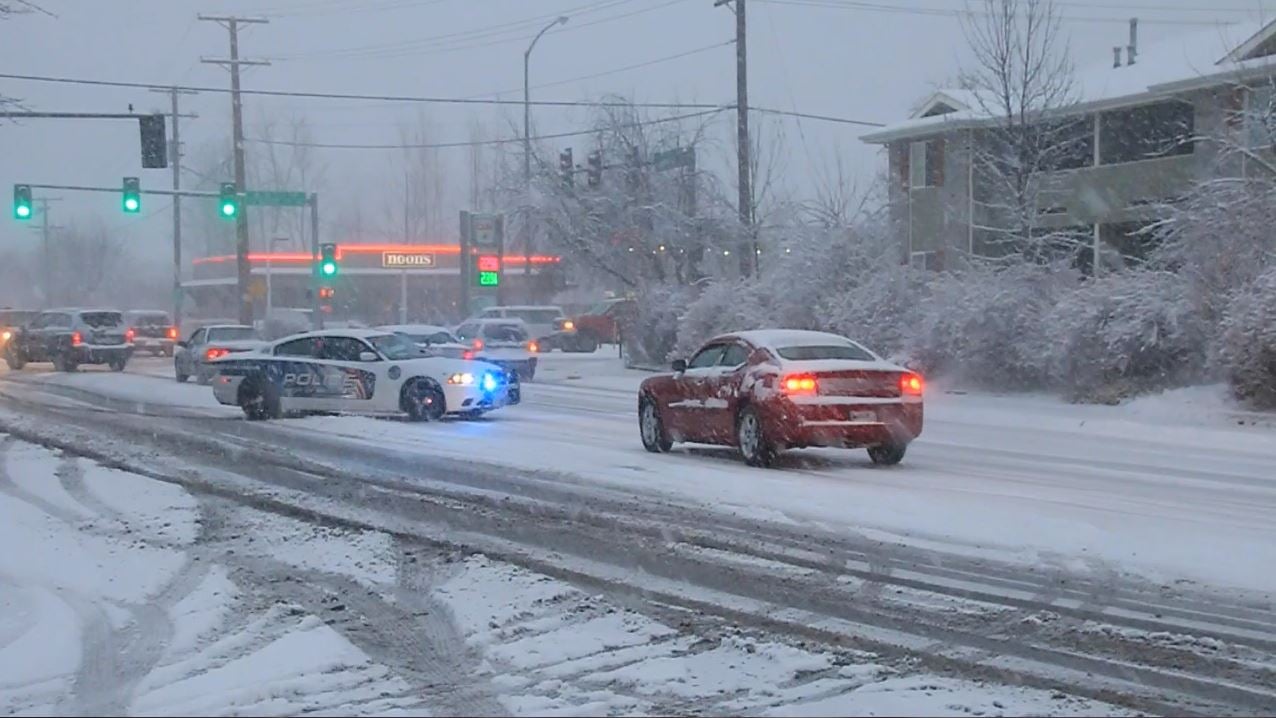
239;379;281;421
403;379;446;422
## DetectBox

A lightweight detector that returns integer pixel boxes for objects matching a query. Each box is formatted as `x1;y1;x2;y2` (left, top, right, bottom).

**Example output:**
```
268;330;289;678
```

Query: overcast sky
4;0;1276;276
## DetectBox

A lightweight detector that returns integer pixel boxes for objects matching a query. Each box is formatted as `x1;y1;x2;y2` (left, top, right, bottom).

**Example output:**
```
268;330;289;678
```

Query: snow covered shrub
1048;270;1207;403
622;284;693;369
674;278;775;356
907;263;1067;389
1154;177;1276;325
818;262;928;361
1218;267;1276;407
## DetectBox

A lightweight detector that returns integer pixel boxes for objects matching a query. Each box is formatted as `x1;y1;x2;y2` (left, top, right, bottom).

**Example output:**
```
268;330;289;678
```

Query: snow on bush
904;263;1067;389
622;284;693;369
1048;270;1207;403
1218;266;1276;407
674;278;775;356
819;263;928;362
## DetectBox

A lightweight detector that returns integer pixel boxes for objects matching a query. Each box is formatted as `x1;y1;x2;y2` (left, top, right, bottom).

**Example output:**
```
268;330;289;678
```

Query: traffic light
319;243;339;278
139;114;168;169
13;184;32;221
587;150;602;189
218;183;239;219
122;177;141;213
475;254;500;287
559;148;573;189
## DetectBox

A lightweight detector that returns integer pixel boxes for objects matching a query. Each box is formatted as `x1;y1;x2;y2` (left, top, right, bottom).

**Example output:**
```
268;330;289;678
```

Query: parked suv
4;308;134;372
125;309;178;357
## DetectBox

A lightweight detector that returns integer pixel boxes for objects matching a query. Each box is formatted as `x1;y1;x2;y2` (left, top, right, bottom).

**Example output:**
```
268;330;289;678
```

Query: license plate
850;409;877;423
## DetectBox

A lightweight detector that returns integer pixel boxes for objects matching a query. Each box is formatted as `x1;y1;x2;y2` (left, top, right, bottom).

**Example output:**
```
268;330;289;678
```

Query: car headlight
446;372;475;386
0;330;10;343
481;372;499;392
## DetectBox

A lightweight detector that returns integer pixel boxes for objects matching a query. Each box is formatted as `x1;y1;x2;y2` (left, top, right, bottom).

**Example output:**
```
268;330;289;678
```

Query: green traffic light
320;261;337;277
15;204;31;220
220;201;237;217
123;197;140;213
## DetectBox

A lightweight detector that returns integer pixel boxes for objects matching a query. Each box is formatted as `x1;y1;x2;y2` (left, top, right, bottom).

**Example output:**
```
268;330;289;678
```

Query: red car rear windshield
776;344;874;361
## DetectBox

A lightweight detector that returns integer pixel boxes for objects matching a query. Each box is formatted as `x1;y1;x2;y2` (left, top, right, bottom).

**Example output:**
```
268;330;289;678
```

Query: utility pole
200;14;270;326
150;86;198;329
716;0;753;276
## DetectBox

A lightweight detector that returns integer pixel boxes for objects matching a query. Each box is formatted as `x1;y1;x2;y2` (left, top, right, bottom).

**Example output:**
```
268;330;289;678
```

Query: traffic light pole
310;193;322;331
151;85;199;331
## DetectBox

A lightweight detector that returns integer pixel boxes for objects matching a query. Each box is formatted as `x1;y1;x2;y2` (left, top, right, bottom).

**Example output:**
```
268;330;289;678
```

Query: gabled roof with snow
863;17;1276;144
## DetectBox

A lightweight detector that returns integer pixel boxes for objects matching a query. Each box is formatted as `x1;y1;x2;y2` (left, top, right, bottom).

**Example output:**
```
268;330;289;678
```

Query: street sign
653;146;695;171
382;251;436;269
472;215;499;248
246;190;308;207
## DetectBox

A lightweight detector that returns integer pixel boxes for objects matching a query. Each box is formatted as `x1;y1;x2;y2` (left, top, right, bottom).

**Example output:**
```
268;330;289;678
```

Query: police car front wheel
402;378;446;422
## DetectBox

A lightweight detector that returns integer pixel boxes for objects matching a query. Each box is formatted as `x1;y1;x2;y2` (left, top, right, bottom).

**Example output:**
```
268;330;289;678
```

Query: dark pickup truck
4;308;133;372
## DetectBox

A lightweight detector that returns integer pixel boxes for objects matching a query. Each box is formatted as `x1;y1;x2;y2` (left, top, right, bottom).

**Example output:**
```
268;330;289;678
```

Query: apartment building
862;17;1276;274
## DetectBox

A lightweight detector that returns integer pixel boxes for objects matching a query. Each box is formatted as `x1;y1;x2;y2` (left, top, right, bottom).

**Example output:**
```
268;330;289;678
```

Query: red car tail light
901;372;924;396
125;328;136;343
781;374;818;395
205;347;230;361
71;331;83;346
462;350;475;360
472;338;484;351
527;340;539;353
167;326;178;340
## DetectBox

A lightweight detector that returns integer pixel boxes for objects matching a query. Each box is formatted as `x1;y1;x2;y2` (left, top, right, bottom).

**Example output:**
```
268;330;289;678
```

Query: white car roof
379;324;453;334
726;329;860;349
204;324;255;331
466;317;530;326
483;305;563;312
277;328;394;342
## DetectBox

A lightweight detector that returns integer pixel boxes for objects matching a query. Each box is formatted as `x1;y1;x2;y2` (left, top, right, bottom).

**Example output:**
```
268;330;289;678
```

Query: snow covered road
1;353;1275;715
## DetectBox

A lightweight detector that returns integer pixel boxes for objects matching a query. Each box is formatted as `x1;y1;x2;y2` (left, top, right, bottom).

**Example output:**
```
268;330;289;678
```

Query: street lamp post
523;16;568;300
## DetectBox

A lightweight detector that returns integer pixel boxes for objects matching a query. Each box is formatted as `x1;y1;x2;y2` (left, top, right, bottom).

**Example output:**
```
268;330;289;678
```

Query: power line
0;74;886;128
751;107;884;127
280;0;691;62
271;0;642;60
755;0;1250;25
0;72;724;110
463;39;736;99
244;108;730;149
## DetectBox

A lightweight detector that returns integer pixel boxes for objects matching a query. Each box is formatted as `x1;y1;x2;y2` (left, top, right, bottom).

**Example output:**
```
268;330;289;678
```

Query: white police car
209;329;518;421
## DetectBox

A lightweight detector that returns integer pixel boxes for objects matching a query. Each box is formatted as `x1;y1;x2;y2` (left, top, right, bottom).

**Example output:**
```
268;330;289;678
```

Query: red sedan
638;330;924;467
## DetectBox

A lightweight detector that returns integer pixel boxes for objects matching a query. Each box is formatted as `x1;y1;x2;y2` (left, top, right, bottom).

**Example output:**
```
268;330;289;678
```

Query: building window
908;139;944;188
909;141;927;188
909;250;940;271
1245;84;1274;148
1099;100;1195;165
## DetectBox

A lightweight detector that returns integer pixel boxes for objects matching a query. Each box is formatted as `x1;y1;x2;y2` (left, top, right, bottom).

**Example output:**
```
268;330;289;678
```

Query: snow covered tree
960;0;1089;263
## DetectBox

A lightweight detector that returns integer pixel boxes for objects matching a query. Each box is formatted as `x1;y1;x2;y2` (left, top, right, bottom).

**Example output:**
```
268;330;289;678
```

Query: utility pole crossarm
199;57;272;67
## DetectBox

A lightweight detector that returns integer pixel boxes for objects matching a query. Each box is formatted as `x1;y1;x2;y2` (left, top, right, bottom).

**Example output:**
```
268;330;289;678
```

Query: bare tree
248;114;325;251
960;0;1086;261
47;220;126;305
388;112;448;241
